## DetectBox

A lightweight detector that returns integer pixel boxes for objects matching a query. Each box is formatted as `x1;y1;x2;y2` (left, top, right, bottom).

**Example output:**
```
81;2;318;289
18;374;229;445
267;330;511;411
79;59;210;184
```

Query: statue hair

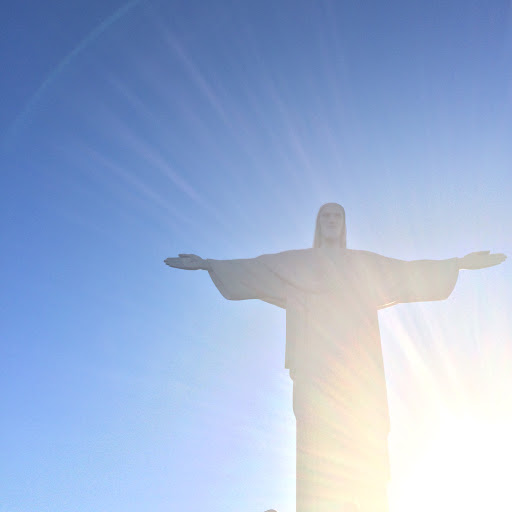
313;203;347;248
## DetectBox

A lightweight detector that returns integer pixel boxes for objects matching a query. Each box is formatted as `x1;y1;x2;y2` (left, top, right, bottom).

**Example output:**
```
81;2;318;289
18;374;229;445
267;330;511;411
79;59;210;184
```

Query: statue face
319;204;344;243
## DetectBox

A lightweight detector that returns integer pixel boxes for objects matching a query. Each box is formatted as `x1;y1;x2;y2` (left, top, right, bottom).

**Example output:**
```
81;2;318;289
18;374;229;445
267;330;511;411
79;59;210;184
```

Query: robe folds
207;248;459;512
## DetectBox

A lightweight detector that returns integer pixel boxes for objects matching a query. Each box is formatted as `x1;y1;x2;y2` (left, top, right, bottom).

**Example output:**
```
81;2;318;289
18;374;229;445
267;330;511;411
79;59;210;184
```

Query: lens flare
390;413;512;512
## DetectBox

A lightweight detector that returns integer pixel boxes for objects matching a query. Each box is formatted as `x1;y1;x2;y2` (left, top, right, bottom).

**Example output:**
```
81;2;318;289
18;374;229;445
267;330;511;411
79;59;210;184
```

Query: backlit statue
165;203;506;512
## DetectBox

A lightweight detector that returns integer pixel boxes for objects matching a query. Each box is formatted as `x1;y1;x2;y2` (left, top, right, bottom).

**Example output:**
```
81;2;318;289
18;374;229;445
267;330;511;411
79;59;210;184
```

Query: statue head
313;202;347;248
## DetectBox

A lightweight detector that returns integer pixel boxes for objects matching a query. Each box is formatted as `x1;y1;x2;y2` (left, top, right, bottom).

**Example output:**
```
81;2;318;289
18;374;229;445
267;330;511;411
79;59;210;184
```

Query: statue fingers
479;254;507;268
492;253;507;264
164;257;184;267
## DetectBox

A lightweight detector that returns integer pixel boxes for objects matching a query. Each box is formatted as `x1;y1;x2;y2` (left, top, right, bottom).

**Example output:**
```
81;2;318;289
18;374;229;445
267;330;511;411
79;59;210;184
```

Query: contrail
1;0;144;149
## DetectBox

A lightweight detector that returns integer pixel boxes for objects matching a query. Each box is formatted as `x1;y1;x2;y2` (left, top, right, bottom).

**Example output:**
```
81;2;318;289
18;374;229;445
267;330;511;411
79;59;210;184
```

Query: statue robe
207;248;459;512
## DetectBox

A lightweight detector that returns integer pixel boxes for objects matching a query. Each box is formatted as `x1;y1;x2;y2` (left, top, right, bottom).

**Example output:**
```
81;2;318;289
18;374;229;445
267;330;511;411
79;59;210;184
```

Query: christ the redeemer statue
164;203;506;512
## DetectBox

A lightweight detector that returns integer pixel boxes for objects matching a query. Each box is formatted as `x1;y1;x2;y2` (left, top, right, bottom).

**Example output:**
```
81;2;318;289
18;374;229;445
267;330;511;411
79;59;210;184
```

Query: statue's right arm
164;254;211;271
164;253;286;307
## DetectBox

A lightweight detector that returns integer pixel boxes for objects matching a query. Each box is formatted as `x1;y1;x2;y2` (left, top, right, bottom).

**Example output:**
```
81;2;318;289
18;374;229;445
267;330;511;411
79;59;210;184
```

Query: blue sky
1;1;511;511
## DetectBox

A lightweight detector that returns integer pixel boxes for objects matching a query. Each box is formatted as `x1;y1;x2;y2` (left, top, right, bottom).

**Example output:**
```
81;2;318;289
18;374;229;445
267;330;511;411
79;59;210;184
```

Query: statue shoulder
256;249;328;275
347;249;388;261
257;248;314;259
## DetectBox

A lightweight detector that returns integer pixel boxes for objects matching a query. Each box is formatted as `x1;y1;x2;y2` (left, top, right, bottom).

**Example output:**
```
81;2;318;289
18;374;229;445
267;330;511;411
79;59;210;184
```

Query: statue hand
459;251;507;270
164;254;208;270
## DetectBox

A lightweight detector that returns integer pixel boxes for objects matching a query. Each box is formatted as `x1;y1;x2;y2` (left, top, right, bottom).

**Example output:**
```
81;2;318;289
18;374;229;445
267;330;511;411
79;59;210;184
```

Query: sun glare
390;413;512;512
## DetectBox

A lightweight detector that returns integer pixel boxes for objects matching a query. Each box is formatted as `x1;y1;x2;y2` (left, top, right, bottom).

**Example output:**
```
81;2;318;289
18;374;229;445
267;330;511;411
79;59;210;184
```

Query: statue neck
320;238;340;248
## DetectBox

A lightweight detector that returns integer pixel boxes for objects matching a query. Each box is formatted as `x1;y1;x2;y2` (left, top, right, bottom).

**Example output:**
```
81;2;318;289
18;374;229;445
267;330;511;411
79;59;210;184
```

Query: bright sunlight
390;412;512;512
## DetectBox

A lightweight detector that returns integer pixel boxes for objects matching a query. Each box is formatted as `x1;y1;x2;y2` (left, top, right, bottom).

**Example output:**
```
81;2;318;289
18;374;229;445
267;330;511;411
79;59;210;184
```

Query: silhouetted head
313;203;347;248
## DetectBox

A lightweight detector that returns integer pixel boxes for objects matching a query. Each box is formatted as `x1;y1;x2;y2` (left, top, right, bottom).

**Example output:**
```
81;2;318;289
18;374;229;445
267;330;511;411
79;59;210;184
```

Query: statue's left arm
370;250;506;308
457;251;506;270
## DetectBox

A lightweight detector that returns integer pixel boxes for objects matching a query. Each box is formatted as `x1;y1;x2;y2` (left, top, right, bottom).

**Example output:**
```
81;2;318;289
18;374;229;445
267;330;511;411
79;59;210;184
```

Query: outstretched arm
164;254;211;271
457;251;507;270
372;249;506;308
164;253;286;307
